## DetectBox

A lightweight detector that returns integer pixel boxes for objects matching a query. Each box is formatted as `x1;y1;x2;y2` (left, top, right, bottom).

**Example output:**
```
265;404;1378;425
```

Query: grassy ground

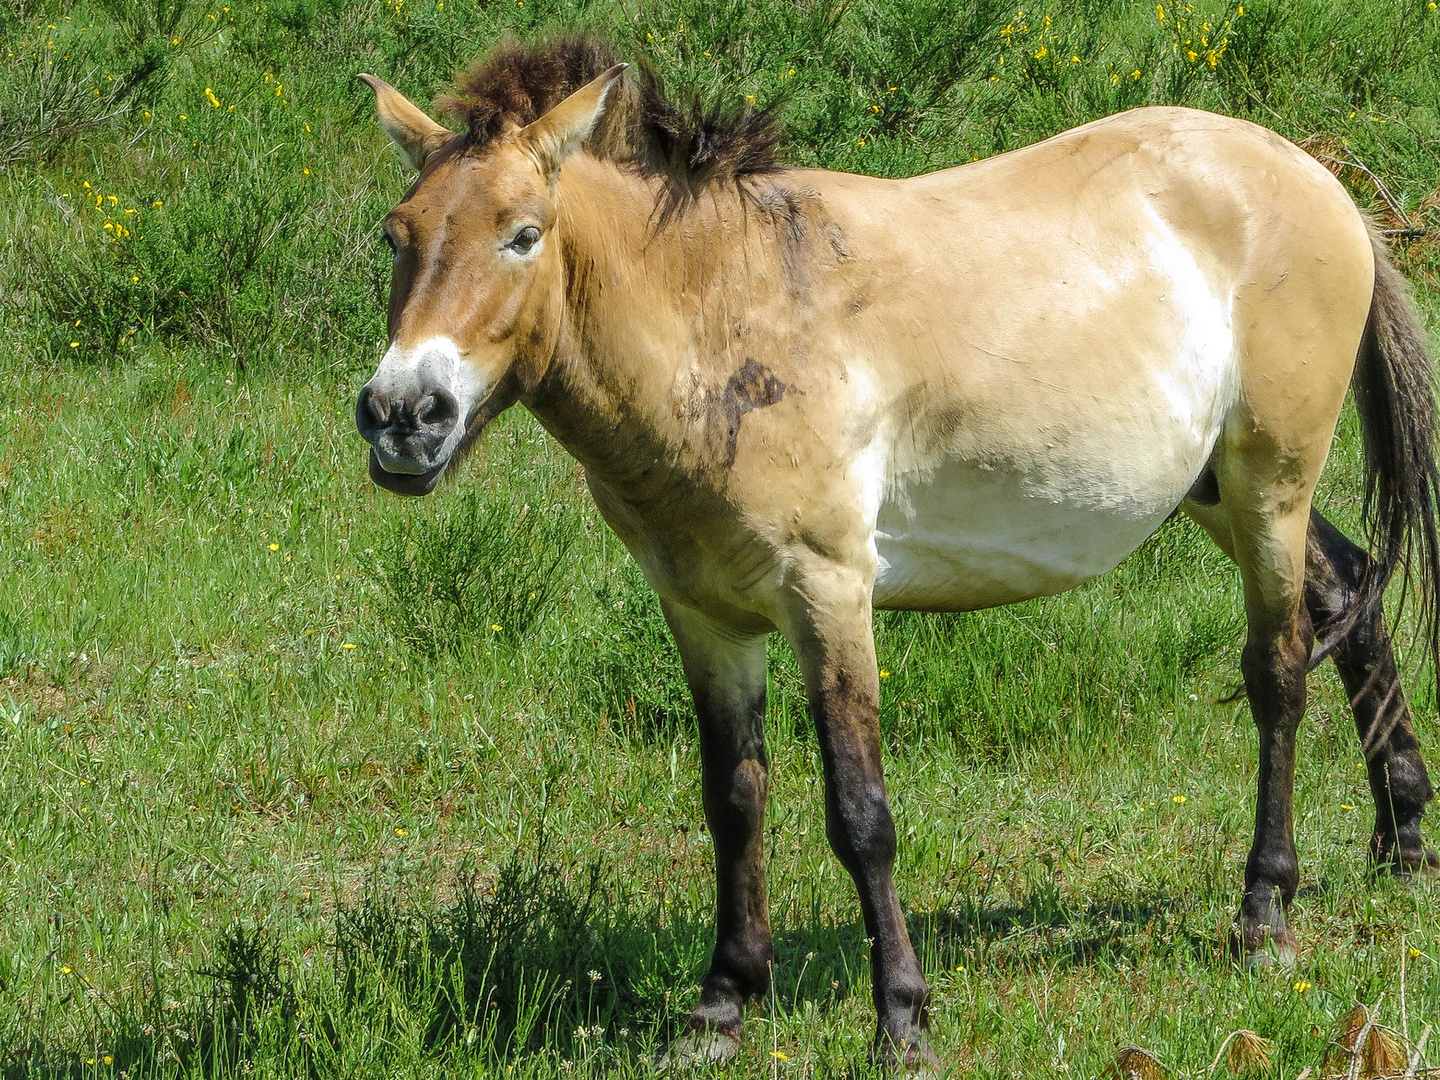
4;0;1440;1076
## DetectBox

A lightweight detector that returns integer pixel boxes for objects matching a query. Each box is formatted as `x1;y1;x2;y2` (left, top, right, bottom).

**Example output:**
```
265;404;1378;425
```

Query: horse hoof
1232;923;1298;971
655;1029;741;1071
1371;846;1440;884
1240;941;1298;971
875;1030;941;1078
1232;933;1301;973
1402;847;1439;881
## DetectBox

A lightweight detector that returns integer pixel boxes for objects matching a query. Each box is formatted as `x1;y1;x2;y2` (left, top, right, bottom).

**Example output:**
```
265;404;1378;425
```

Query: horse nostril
356;384;388;442
418;388;459;433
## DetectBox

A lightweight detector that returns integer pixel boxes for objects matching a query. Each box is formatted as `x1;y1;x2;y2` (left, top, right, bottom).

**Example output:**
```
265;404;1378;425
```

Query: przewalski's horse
355;37;1440;1072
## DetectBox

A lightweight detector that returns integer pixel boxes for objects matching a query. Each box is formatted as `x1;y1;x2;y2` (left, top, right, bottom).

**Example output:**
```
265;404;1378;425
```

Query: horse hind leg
1304;508;1439;876
1186;484;1314;967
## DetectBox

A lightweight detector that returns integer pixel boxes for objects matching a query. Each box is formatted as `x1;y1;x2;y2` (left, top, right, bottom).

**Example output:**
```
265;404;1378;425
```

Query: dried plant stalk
1366;1028;1408;1078
1226;1030;1274;1076
1105;1047;1170;1080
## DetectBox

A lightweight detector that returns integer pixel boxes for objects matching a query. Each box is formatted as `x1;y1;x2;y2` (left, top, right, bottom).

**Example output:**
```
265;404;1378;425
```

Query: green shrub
367;489;581;658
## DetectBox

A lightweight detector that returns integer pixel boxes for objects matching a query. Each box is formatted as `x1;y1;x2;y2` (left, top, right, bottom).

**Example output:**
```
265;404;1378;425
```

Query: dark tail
1345;226;1440;678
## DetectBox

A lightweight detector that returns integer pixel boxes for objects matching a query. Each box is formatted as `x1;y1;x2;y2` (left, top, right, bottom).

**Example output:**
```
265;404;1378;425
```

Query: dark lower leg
687;714;772;1035
811;665;932;1064
1305;510;1437;874
1236;605;1312;963
661;606;773;1048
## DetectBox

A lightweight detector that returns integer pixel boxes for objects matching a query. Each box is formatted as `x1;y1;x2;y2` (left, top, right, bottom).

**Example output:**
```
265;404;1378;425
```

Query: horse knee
704;757;767;846
825;780;897;875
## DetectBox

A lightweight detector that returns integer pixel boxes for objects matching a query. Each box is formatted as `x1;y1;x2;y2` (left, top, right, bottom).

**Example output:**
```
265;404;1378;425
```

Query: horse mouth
361;373;521;497
368;449;445;496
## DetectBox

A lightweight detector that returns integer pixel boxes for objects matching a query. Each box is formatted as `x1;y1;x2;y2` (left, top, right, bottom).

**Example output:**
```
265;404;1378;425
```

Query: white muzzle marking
366;335;488;465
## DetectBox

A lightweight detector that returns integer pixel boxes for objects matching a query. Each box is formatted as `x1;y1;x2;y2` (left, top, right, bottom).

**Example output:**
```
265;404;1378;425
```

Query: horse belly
868;301;1234;610
870;458;1186;611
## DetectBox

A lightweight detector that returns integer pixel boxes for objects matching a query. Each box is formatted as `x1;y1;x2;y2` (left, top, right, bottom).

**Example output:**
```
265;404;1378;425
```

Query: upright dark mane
435;34;785;224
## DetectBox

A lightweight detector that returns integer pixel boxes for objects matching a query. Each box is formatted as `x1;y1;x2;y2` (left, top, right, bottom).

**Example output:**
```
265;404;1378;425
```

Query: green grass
3;0;1440;1076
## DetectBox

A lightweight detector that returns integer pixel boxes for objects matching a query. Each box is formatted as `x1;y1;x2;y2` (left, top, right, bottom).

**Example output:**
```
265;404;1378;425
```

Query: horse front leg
656;601;773;1068
780;572;936;1074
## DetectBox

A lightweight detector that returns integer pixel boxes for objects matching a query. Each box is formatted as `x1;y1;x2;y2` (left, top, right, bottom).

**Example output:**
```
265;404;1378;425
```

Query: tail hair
1348;225;1440;680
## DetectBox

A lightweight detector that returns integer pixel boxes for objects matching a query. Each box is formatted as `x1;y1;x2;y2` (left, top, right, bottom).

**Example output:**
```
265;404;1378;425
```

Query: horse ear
519;64;628;181
358;73;453;172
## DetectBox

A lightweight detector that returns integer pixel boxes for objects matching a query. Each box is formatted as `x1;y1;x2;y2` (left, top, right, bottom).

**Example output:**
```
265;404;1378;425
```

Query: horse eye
508;226;541;255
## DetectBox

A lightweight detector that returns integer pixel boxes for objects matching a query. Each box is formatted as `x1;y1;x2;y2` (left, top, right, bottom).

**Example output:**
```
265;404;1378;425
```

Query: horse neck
525;156;772;494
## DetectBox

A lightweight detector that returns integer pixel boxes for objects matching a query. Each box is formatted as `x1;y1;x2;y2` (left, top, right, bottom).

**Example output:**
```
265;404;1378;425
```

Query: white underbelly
870;456;1189;611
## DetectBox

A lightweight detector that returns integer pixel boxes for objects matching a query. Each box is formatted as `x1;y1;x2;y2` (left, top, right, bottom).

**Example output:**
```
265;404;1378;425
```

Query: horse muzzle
356;382;459;496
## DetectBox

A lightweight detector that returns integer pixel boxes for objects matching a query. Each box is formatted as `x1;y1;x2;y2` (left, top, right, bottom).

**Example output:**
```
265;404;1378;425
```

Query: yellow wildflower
1293;981;1311;992
205;86;220;107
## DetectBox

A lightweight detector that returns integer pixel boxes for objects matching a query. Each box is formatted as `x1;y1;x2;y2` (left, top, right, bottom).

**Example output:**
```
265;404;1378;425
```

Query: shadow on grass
0;856;1218;1079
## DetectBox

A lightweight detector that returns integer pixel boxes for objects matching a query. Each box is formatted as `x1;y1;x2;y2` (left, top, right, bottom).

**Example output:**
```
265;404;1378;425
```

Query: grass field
4;0;1440;1076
